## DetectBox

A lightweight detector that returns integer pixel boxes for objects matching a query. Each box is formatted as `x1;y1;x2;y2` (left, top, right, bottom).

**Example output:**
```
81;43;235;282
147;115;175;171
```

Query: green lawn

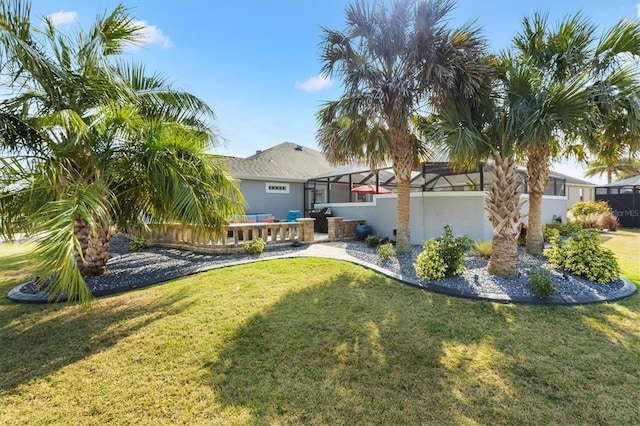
600;228;640;284
0;235;638;425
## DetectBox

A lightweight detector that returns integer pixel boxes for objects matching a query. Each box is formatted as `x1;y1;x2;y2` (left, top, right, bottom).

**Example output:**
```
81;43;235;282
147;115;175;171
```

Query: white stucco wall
317;192;568;245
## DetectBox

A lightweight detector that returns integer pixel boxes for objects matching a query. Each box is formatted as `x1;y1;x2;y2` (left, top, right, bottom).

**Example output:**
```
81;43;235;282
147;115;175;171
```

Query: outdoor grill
309;208;332;233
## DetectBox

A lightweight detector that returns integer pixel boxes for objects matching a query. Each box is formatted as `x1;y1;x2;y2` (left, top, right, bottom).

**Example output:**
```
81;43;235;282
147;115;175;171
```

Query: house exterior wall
239;179;304;219
566;184;594;209
317;192;568;245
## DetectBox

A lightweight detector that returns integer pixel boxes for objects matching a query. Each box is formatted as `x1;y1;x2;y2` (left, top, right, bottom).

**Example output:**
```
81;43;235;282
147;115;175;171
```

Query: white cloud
637;3;640;17
46;10;77;26
130;20;174;49
295;74;333;93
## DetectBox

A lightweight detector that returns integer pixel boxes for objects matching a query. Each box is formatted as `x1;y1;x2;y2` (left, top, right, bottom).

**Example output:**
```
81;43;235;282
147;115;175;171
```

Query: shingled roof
548;169;597;186
225;142;335;182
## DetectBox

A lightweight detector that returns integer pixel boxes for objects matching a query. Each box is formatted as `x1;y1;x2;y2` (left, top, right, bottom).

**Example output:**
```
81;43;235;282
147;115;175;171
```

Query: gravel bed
16;235;629;303
20;235;306;296
344;241;627;299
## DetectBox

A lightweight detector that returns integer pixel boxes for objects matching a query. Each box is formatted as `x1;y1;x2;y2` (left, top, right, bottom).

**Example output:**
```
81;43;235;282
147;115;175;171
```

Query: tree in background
511;13;640;254
585;157;640;183
316;0;486;252
0;1;243;302
581;97;640;183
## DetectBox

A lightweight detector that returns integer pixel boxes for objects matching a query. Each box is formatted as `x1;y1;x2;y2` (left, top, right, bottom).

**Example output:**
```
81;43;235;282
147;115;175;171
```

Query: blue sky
29;0;640;182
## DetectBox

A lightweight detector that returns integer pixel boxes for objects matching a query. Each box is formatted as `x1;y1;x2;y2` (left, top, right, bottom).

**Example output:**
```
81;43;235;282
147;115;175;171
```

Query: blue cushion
285;210;301;222
256;214;273;222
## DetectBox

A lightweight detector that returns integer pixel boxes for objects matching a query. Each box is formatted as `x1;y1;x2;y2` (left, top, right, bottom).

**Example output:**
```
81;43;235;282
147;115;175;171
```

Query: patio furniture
285;210;301;222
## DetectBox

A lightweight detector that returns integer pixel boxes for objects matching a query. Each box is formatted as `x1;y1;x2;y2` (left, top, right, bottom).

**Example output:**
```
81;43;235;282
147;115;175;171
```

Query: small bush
596;211;619;231
415;240;447;280
129;236;148;251
377;242;395;260
242;237;265;254
569;201;617;230
470;240;492;259
415;225;472;280
546;221;584;236
545;230;620;284
529;268;555;298
570;200;611;218
542;225;561;244
365;234;381;247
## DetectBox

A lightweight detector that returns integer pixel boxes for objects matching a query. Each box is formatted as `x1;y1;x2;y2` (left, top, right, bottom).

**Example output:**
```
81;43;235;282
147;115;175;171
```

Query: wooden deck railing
147;219;316;254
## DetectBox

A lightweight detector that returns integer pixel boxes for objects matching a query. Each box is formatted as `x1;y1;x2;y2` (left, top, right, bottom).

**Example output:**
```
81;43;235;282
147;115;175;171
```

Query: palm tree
585;154;640;184
512;13;640;254
429;56;533;277
316;0;486;252
582;97;640;183
0;2;243;302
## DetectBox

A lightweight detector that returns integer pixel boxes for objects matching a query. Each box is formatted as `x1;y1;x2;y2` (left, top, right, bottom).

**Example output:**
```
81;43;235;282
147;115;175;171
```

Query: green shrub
542;225;561;244
415;240;447;280
569;201;617;230
546;221;583;236
529;268;555;298
365;234;381;247
470;240;492;259
129;236;148;251
415;225;472;280
376;242;395;260
242;237;266;254
545;230;620;284
570;200;611;218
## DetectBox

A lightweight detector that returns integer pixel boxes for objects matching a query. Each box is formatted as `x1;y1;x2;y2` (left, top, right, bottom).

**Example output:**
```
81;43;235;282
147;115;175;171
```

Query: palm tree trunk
74;215;110;276
486;154;523;277
391;128;413;253
525;145;550;255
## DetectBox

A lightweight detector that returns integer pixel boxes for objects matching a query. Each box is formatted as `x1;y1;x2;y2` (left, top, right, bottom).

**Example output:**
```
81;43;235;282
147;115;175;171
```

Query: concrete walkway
7;241;638;305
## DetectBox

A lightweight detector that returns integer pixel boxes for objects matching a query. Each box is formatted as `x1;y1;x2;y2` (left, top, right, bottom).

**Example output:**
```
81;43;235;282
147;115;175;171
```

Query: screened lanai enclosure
304;162;567;215
595;175;640;228
305;162;569;244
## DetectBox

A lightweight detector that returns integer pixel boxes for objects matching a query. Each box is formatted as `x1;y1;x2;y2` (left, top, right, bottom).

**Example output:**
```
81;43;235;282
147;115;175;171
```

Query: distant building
225;142;335;219
548;170;596;209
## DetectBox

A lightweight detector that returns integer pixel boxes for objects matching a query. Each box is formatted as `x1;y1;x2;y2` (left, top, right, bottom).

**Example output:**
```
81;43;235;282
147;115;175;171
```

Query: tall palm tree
429;56;533;277
316;0;486;252
0;2;243;302
512;13;640;254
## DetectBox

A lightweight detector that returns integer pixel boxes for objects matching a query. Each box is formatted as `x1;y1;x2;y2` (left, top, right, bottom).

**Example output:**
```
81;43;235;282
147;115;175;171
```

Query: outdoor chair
285;210;301;222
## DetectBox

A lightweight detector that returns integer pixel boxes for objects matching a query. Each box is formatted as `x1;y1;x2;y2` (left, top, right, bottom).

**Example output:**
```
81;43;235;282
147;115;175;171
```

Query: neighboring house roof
548;169;597;186
225;142;335;182
599;174;640;187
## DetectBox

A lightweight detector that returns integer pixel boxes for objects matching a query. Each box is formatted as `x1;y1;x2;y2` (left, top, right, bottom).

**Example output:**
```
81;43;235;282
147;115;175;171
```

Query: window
266;182;289;193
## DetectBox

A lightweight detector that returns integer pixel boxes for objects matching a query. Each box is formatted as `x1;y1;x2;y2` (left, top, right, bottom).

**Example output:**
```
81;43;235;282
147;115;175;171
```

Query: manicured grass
600;228;640;284
0;239;638;425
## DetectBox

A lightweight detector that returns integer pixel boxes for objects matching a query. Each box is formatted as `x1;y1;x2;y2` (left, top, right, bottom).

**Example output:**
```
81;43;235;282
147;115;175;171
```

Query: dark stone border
6;253;638;306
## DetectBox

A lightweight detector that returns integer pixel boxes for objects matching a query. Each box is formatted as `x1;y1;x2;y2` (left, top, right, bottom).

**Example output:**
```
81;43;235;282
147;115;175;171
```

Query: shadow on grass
205;265;640;424
0;288;193;393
